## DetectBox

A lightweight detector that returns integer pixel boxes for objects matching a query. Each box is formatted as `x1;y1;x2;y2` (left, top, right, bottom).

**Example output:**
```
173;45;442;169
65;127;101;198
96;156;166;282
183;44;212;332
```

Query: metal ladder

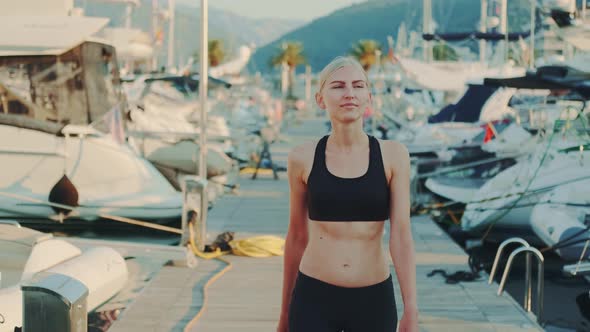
488;237;545;324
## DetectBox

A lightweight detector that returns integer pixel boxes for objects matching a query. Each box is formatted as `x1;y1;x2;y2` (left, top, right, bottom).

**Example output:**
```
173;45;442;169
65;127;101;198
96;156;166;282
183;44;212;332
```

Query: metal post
283;63;289;97
386;35;395;67
480;0;487;64
151;0;159;71
525;251;532;311
499;0;508;62
198;0;208;180
124;1;136;73
305;65;311;108
167;0;175;70
181;176;208;250
422;0;432;62
373;49;382;135
125;3;132;28
529;0;536;69
198;0;208;247
280;57;289;124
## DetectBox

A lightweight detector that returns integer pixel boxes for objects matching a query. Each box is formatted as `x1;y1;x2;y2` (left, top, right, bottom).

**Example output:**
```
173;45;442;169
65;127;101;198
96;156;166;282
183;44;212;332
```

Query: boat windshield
0;41;124;132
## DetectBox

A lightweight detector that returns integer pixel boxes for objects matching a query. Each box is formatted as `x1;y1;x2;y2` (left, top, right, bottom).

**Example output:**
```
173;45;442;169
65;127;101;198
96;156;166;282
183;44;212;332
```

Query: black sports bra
307;135;390;222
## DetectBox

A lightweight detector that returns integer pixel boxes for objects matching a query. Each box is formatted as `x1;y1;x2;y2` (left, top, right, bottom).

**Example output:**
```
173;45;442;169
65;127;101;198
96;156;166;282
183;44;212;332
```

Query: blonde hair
317;56;369;94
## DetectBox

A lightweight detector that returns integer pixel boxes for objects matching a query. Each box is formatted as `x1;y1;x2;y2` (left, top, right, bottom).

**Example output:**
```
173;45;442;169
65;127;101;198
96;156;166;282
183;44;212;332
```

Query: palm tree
350;39;382;72
270;41;306;99
208;39;225;67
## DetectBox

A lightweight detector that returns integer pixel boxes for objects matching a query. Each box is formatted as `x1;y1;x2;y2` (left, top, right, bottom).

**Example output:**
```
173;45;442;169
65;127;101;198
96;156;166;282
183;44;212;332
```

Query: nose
343;85;354;99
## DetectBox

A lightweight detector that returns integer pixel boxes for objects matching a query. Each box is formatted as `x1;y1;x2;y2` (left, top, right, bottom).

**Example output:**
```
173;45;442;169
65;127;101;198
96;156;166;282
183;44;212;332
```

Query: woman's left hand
398;308;419;332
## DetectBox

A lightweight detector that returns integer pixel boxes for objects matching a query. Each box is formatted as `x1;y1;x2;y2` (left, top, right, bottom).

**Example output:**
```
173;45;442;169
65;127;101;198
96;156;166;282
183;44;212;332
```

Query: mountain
76;0;304;68
251;0;534;74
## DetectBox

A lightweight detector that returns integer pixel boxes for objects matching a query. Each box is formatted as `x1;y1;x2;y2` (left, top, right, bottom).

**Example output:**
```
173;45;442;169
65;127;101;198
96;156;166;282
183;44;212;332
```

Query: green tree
432;43;459;61
208;39;225;67
270;41;306;99
349;39;382;72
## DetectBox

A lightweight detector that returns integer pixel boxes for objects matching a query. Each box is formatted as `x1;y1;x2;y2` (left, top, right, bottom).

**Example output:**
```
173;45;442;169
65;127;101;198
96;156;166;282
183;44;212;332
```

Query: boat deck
109;115;544;332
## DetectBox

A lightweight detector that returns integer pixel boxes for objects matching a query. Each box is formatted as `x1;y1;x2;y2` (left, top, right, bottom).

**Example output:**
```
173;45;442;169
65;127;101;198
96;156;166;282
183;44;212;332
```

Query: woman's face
316;65;372;124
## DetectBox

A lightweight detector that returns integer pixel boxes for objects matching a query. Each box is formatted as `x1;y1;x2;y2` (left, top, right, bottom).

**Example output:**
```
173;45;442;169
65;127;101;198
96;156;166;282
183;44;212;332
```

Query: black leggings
288;271;398;332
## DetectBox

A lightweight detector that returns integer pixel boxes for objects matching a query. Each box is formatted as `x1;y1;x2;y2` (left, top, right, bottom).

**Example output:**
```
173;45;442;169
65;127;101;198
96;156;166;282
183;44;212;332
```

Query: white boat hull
425;177;486;203
530;180;590;261
462;145;590;236
0;225;128;332
0;125;182;222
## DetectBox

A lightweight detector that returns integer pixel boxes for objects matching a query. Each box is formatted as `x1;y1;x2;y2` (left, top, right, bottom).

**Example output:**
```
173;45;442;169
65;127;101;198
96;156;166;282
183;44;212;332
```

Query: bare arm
278;146;309;329
388;142;418;314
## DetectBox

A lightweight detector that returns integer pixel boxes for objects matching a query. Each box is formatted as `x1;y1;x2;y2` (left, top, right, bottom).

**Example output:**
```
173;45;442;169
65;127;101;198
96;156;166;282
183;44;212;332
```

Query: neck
328;121;368;153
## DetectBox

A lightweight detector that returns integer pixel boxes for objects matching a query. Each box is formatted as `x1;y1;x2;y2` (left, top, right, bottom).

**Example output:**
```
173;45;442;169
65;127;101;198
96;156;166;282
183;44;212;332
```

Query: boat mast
422;0;432;62
480;0;487;65
199;0;208;181
499;0;507;63
167;0;175;71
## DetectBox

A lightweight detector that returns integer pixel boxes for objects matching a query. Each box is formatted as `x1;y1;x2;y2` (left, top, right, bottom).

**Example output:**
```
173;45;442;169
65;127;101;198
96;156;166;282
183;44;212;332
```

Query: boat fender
48;174;79;215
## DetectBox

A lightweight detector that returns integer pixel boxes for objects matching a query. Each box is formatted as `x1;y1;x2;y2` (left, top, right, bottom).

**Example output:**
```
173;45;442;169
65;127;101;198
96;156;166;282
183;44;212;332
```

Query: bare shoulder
288;140;318;164
378;139;410;165
288;139;320;181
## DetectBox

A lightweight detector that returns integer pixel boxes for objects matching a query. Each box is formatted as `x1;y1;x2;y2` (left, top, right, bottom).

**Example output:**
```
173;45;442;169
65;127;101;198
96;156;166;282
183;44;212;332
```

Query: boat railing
489;237;545;324
563;260;590;275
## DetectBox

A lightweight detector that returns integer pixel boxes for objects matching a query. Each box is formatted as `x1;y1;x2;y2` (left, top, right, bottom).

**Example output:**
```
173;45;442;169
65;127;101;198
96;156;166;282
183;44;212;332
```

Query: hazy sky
179;0;364;21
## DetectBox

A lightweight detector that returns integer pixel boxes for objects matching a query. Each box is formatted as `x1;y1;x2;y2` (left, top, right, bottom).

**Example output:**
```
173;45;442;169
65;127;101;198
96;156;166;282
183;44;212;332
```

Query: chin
335;114;361;124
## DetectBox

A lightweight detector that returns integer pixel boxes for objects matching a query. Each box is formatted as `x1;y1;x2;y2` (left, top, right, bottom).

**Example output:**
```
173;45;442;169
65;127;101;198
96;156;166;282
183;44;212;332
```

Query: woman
277;56;418;332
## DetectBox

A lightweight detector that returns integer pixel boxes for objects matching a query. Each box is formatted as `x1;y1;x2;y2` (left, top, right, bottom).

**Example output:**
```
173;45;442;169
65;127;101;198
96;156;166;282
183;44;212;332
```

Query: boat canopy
150;73;232;90
0;41;125;133
0;16;109;56
134;74;232;99
428;84;499;123
484;65;590;99
422;31;531;42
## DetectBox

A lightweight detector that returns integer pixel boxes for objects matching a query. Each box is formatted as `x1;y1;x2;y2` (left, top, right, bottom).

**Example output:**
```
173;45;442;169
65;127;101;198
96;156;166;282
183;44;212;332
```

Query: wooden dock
109;115;544;332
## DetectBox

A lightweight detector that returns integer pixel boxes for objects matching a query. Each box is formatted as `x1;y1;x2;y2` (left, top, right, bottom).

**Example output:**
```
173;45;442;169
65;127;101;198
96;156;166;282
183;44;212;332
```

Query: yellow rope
230;235;285;257
239;167;276;175
183;223;284;331
447;209;460;225
182;254;232;332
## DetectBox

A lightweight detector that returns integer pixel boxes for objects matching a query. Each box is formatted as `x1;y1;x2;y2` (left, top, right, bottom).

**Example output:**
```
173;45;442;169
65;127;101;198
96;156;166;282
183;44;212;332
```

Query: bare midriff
299;219;390;287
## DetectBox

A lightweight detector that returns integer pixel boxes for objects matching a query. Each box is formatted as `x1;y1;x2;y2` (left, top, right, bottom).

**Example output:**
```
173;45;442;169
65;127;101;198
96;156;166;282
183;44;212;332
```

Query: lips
340;103;358;107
